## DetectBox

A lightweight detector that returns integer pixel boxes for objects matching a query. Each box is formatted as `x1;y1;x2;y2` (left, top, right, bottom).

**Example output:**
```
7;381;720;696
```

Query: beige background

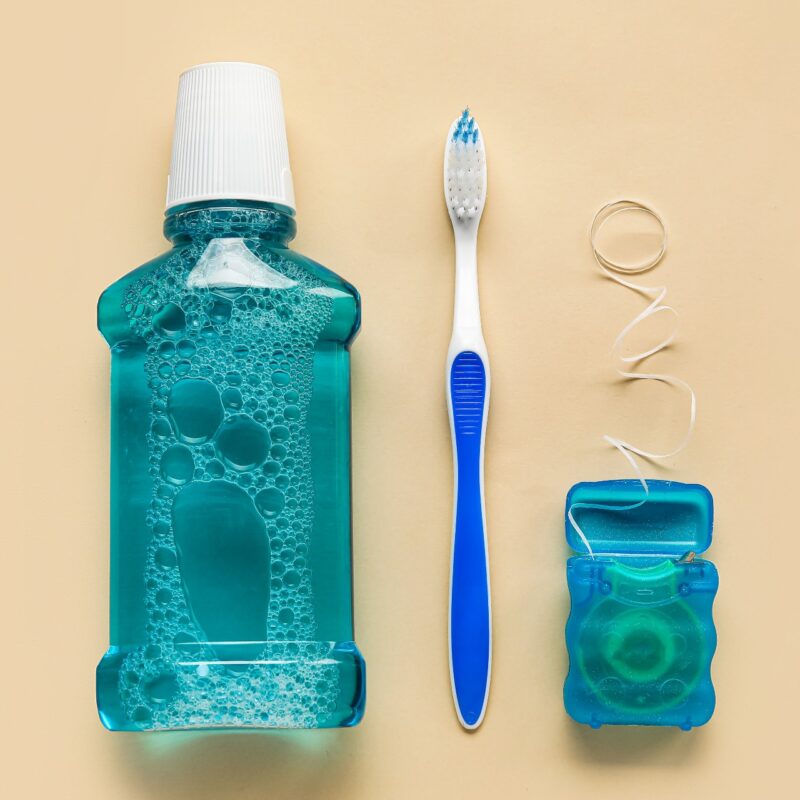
3;1;799;798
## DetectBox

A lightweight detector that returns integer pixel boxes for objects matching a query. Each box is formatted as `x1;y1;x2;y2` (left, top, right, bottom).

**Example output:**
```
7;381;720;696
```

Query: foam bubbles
168;379;223;444
118;231;338;728
255;487;285;518
153;302;186;337
215;414;270;471
161;444;194;484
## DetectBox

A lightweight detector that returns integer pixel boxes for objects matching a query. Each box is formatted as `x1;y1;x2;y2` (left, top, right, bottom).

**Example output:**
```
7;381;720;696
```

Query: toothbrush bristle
452;108;479;144
446;108;485;222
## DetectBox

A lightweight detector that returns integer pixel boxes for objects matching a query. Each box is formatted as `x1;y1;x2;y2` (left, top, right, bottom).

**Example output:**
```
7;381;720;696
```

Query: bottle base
97;640;365;731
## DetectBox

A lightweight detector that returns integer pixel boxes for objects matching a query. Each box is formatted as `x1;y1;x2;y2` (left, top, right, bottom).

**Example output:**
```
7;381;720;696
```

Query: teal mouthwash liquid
96;62;365;730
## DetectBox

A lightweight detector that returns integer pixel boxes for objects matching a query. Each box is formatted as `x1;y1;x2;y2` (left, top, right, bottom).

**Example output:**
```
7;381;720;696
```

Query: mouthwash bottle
96;62;365;730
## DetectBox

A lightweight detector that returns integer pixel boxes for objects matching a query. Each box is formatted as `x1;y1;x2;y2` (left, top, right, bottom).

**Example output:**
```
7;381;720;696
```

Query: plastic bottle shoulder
98;239;360;348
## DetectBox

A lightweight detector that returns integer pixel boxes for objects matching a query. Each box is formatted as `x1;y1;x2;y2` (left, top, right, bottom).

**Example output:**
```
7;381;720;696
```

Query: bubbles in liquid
255;487;285;518
205;459;225;478
270;425;290;443
143;672;179;706
284;570;301;588
119;229;340;729
132;706;153;726
156;588;173;605
155;547;177;570
158;341;176;359
168;379;223;444
161;444;194;484
177;339;196;359
221;387;243;409
210;298;232;324
262;461;280;479
153;302;186;337
151;417;171;440
215;415;270;471
278;608;294;625
201;325;218;342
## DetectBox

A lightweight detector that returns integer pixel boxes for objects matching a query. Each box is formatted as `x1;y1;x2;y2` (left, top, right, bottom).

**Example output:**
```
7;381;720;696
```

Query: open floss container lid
565;480;713;558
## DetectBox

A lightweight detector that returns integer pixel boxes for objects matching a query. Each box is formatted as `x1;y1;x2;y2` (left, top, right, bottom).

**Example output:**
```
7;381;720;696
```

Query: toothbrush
444;108;491;730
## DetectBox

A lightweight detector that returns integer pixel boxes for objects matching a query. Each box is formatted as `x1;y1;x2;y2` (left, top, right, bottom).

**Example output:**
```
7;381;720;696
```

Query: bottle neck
164;199;296;246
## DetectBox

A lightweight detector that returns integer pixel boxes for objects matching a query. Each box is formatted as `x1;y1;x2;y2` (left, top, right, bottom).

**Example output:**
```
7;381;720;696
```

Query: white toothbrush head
444;108;487;228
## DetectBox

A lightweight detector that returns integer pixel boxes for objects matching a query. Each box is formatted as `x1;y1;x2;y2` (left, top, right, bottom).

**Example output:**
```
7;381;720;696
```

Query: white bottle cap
166;62;295;210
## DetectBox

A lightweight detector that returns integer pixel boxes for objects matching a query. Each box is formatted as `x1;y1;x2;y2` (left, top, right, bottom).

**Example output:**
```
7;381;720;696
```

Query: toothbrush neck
453;233;482;332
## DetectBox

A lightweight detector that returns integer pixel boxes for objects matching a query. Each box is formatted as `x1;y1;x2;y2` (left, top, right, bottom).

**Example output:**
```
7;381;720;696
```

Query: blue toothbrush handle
448;349;491;729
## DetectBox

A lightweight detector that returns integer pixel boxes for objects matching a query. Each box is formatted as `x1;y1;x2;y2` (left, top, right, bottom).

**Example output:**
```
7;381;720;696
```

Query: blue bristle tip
452;108;479;144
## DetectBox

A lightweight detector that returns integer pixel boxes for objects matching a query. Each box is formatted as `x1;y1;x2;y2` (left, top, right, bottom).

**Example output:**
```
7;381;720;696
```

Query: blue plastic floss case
564;480;718;730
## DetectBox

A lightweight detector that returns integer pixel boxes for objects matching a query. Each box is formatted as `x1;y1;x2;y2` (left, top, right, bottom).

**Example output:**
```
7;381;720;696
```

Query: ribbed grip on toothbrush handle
448;350;491;729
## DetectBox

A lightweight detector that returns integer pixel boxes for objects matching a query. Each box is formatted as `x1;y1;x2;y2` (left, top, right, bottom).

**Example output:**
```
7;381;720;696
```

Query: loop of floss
568;200;697;557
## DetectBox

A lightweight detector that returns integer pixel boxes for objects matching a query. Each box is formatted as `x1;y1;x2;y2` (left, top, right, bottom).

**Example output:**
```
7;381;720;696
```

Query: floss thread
568;200;697;557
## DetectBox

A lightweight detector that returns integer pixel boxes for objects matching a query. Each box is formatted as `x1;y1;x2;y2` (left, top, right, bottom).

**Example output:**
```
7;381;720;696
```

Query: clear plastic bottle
96;63;365;730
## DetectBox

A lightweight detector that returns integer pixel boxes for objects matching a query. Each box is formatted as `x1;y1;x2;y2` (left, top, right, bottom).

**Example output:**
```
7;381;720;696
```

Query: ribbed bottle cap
166;62;295;210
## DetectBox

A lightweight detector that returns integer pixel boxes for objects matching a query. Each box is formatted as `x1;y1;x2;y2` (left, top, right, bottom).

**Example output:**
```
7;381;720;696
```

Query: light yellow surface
3;1;799;798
